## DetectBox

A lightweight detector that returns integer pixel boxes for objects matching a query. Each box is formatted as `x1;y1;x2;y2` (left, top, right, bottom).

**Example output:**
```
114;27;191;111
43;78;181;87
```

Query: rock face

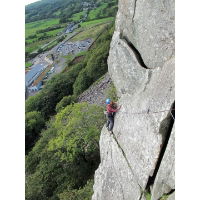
167;192;175;200
151;126;175;200
92;127;141;200
92;0;175;200
116;0;175;69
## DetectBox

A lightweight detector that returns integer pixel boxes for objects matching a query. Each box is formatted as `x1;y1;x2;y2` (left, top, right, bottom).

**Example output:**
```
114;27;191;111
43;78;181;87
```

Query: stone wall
92;0;175;200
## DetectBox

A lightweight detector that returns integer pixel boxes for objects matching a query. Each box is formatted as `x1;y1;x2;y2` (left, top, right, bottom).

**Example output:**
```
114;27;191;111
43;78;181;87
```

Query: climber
105;98;121;133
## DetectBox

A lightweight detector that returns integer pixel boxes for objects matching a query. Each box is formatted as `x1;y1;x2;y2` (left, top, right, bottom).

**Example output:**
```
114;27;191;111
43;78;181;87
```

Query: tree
73;68;92;96
59;17;67;24
26;103;106;200
58;179;94;200
86;43;109;81
25;51;30;60
25;111;45;153
55;95;76;113
38;48;43;53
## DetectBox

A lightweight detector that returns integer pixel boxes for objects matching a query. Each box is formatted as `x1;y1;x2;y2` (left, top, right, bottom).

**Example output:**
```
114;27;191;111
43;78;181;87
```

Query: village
25;26;93;98
25;1;97;98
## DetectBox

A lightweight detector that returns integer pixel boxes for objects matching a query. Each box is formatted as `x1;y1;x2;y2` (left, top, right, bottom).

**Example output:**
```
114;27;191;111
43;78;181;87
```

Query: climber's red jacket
106;104;118;113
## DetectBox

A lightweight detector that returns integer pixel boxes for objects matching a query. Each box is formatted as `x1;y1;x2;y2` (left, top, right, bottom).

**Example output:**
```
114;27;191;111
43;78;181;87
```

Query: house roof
25;62;48;86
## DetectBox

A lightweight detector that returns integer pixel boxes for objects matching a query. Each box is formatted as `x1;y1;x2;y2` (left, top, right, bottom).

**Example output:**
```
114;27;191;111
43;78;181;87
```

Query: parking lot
56;38;93;56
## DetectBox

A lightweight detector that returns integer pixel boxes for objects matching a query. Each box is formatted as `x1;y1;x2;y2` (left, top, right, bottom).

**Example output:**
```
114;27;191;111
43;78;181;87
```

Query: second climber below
105;98;121;133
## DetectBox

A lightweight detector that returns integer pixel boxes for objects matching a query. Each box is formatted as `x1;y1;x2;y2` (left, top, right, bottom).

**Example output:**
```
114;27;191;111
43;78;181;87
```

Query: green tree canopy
55;95;76;113
58;179;94;200
25;111;45;153
26;103;106;200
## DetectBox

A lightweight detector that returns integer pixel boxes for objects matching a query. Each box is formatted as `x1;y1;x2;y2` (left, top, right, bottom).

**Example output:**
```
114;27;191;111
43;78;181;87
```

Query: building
28;81;43;93
25;62;48;87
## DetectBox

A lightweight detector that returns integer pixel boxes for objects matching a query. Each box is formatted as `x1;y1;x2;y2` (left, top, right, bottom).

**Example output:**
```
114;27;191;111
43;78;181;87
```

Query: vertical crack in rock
138;192;145;200
146;102;175;188
132;0;138;22
119;33;149;69
166;189;175;196
110;142;125;200
111;132;145;199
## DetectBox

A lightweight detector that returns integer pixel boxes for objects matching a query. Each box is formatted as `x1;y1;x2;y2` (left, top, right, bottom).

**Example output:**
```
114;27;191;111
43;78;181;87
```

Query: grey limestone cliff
92;0;175;200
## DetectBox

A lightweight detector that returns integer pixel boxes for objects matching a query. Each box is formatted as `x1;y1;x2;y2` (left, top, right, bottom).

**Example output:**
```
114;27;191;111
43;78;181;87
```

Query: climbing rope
104;108;175;122
120;108;175;115
113;108;175;120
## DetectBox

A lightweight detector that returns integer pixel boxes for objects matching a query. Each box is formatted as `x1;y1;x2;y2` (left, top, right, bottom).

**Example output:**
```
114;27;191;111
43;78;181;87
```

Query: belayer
105;98;121;133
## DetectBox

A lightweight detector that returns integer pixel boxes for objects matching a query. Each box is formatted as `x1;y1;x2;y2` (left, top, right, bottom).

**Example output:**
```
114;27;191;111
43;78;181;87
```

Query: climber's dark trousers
106;115;114;131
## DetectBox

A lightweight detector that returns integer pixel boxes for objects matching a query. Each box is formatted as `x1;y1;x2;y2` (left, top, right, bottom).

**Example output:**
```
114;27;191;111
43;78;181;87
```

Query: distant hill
25;0;117;23
26;0;77;23
25;0;117;58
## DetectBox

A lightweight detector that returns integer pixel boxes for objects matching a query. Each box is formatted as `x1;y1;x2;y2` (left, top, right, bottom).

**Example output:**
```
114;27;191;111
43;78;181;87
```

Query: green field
53;10;61;16
62;51;88;68
70;11;86;21
44;27;64;37
76;51;88;57
88;3;108;20
25;18;65;54
25;18;60;38
63;54;74;63
70;23;108;42
26;28;63;43
26;38;53;53
43;39;60;51
81;17;114;28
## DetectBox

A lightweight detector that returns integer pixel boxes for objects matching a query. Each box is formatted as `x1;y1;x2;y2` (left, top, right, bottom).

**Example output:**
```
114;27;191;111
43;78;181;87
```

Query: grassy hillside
70;23;108;41
25;0;117;23
70;11;87;21
25;0;72;23
81;17;114;27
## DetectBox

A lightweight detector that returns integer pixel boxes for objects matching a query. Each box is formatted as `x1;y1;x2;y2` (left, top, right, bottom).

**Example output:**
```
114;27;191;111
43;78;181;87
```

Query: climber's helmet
106;98;111;104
